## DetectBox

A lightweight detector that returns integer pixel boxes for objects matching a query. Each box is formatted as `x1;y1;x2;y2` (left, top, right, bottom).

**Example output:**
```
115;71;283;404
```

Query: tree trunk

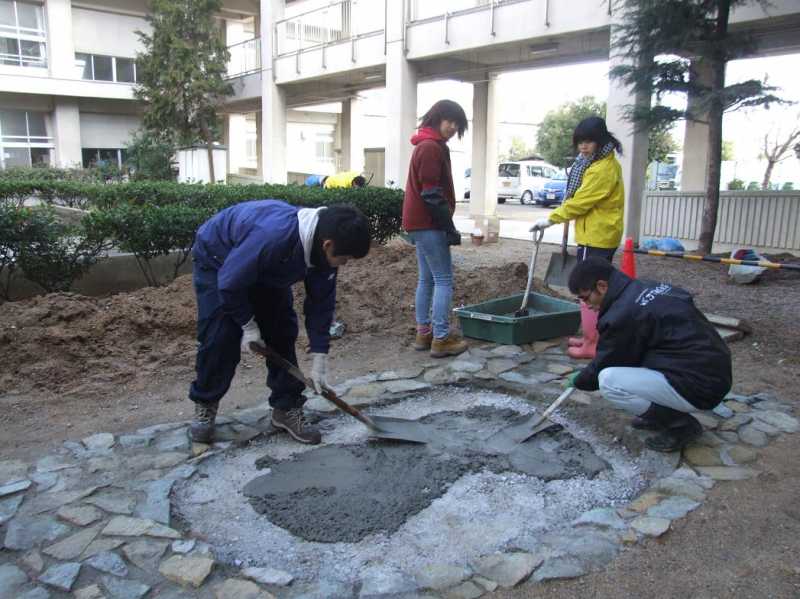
761;160;775;190
697;0;730;255
200;122;216;183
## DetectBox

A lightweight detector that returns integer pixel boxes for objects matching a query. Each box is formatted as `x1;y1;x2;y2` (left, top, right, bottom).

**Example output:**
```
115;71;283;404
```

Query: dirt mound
0;241;546;398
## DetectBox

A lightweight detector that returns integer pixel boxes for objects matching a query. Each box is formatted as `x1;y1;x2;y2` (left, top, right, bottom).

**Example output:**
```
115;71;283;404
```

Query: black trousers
188;264;304;410
577;245;616;263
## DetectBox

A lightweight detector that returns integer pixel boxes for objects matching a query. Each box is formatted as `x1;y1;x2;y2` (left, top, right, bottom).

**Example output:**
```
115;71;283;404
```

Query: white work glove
310;353;329;394
240;317;263;353
530;218;553;232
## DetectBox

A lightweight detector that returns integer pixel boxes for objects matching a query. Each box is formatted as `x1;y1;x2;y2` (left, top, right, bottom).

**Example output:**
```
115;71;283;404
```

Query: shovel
544;223;578;288
514;228;544;317
249;342;429;444
487;387;576;449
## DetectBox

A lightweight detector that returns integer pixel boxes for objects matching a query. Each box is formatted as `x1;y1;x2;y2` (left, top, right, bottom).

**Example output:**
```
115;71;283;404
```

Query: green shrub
726;178;744;191
125;130;177;181
0;165;108;183
746;181;760;190
0;205;110;298
782;182;795;191
95;202;212;286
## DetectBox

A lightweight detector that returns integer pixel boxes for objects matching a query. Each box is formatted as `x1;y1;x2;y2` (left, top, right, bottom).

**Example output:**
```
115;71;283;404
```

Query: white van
498;160;562;204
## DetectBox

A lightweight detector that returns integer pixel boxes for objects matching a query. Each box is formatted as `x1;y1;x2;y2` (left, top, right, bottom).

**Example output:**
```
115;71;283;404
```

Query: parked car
498;159;561;204
536;170;567;206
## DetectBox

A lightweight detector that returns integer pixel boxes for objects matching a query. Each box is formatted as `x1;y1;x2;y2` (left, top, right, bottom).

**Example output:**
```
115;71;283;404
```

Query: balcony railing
274;0;385;58
226;37;261;78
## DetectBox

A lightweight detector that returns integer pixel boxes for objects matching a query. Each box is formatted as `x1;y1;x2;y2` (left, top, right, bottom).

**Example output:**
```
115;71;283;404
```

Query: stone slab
214;579;276;599
631;516;671;537
241;567;294;587
471;552;541;588
0;564;28;599
39;562;81;592
43;524;102;560
159;555;215;588
100;575;151;599
4;515;71;551
695;466;759;480
0;494;24;525
57;505;103;526
414;564;470;590
0;479;31;497
86;551;128;577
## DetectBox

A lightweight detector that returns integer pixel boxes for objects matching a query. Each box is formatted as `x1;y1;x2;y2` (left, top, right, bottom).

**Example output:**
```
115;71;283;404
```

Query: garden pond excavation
173;386;680;589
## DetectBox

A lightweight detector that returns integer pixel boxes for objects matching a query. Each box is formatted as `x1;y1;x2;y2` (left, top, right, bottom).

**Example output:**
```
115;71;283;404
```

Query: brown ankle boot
413;331;433;351
430;333;468;358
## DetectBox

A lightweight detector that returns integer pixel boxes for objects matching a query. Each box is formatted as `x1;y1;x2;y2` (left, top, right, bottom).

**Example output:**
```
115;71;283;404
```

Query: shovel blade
367;415;430;444
544;253;578;288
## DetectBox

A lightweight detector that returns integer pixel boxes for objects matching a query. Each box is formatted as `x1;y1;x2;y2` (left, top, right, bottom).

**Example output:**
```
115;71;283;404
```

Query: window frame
74;51;137;83
0;0;47;68
0;109;53;169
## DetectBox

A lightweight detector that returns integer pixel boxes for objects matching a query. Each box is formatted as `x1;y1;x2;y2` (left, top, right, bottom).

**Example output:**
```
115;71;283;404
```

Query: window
315;131;334;164
0;0;46;67
0;109;52;168
82;148;126;168
528;166;543;177
498;163;520;178
74;52;137;83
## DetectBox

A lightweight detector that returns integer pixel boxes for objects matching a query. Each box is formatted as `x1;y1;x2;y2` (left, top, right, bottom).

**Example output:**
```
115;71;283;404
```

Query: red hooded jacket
402;127;456;232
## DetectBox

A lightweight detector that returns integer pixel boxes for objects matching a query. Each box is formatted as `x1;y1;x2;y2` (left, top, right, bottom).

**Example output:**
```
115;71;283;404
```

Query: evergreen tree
135;0;233;182
610;0;784;254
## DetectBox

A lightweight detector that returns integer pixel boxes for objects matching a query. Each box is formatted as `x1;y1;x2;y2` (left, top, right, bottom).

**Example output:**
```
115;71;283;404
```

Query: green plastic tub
454;292;580;345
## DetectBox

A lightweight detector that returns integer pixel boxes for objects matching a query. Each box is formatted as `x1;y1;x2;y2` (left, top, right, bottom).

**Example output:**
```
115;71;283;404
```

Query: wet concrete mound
243;406;608;543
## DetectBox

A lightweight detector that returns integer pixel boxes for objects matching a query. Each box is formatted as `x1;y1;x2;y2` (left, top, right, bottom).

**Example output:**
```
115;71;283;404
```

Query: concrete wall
4;252;193;301
72;7;150;57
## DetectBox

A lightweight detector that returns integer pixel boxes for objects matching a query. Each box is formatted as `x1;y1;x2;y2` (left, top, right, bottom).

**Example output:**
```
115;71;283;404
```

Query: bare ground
1;237;799;598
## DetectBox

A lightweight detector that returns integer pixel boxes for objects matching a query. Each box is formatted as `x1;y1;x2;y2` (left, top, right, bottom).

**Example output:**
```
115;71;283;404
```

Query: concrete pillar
340;98;352;171
255;110;263;178
260;0;287;183
384;0;417;188
681;60;714;191
606;18;650;245
46;0;75;78
52;99;82;167
469;77;500;241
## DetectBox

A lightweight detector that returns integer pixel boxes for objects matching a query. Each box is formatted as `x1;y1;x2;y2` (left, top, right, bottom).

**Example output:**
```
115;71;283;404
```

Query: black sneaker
645;413;703;452
189;401;219;444
631;404;664;431
271;407;322;445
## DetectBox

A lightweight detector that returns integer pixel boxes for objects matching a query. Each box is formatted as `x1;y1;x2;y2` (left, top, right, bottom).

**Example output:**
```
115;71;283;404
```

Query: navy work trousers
188;264;304;410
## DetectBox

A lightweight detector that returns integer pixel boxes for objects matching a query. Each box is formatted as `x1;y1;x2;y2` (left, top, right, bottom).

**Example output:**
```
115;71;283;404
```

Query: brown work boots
271;407;322;445
430;333;468;358
189;400;219;444
415;328;468;358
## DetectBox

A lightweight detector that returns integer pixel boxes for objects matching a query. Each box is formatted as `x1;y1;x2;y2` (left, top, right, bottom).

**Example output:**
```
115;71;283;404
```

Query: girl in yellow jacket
530;116;624;359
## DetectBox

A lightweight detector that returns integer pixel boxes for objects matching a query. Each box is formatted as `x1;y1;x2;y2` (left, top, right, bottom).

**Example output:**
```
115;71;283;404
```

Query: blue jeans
409;229;453;339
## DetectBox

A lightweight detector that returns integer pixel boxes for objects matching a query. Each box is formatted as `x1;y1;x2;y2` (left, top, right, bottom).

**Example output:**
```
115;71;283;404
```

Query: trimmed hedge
0;180;403;244
0;180;403;295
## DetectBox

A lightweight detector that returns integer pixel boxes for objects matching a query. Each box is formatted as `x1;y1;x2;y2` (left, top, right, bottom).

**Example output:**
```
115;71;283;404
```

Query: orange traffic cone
621;238;637;278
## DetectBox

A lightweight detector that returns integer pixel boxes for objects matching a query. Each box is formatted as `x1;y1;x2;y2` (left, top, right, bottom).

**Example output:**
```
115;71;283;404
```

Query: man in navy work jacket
563;258;732;452
188;200;371;445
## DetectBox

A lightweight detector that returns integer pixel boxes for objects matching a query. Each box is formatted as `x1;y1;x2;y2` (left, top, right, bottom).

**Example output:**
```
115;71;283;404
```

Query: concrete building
221;0;800;241
0;0;257;170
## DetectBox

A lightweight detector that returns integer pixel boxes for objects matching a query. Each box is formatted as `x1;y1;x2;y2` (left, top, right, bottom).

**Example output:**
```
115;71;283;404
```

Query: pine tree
610;0;784;254
135;0;233;183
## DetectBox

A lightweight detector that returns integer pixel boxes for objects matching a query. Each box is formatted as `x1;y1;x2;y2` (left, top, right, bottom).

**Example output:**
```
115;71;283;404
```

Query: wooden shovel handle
561;222;569;258
249;342;377;429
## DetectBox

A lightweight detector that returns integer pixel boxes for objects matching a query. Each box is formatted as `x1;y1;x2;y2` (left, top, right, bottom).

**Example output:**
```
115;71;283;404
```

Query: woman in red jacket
403;99;469;358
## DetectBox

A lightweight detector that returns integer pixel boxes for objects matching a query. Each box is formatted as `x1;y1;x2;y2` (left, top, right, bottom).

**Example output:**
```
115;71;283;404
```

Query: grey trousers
598;367;696;416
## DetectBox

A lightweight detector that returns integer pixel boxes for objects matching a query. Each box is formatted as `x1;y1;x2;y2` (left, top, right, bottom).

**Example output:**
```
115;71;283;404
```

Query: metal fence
641;191;800;252
274;0;385;57
227;37;261;78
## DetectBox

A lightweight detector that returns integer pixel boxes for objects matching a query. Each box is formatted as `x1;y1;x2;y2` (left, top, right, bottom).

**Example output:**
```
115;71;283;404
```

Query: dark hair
315;205;371;259
568;257;616;294
572;116;623;155
420;99;469;139
351;175;366;188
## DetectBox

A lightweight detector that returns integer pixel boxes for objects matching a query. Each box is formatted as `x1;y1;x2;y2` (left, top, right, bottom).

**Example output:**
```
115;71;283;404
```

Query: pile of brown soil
0;241;545;399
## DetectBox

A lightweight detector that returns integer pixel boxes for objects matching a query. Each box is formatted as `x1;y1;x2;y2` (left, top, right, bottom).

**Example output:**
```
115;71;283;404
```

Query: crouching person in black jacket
563;258;732;452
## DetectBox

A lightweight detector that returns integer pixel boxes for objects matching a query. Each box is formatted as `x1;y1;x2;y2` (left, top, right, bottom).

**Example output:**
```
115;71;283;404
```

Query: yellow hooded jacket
323;171;360;189
549;152;625;249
